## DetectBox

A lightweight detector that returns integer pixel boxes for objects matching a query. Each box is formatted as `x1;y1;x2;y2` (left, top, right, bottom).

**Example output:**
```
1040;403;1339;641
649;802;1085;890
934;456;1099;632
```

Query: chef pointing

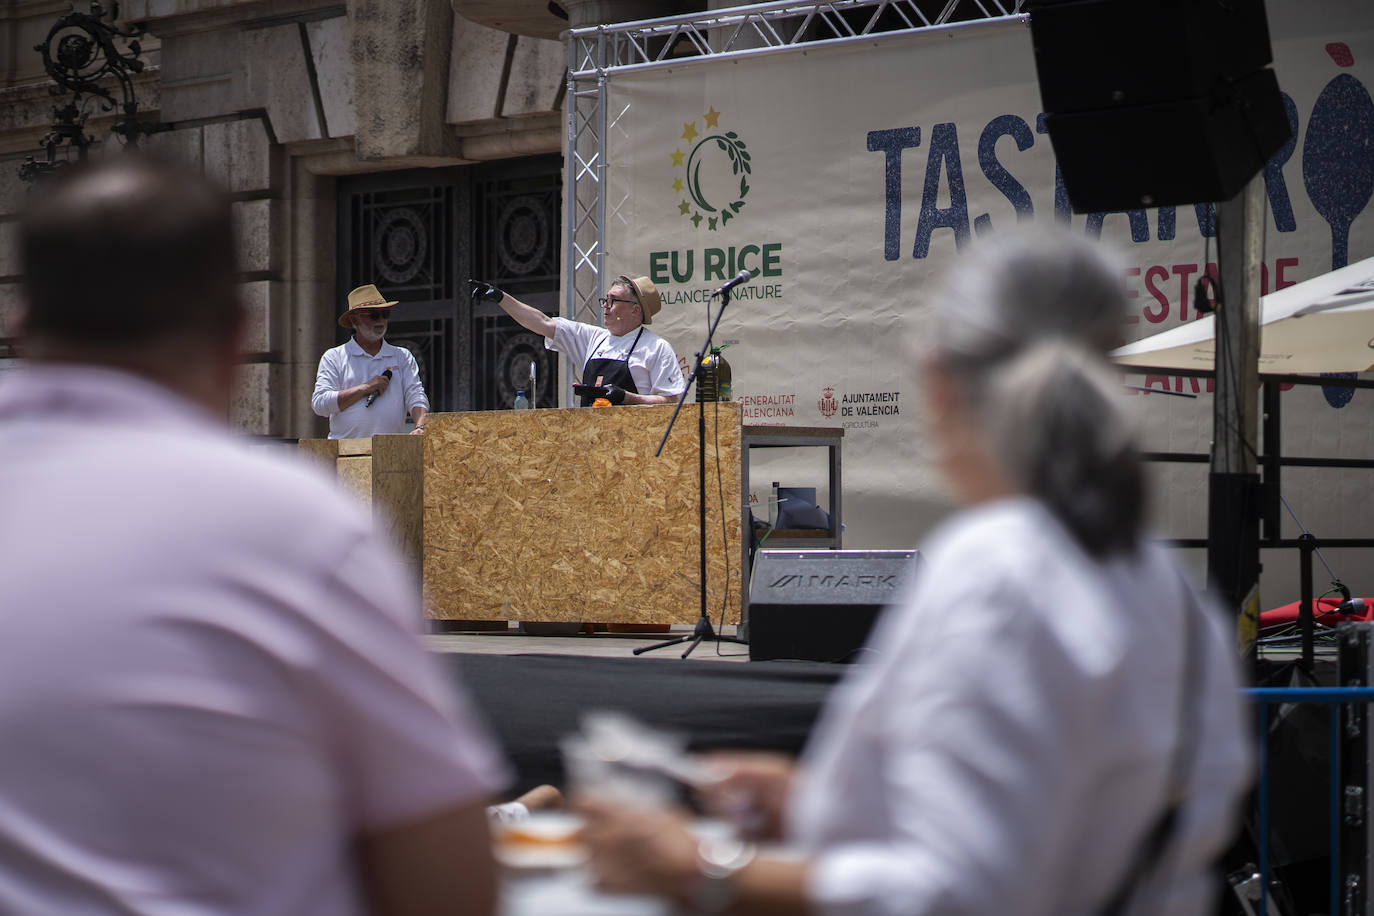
470;276;686;406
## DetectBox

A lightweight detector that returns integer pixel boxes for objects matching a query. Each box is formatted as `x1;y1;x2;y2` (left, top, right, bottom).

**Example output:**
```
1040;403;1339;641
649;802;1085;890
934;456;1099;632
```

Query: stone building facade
0;0;705;436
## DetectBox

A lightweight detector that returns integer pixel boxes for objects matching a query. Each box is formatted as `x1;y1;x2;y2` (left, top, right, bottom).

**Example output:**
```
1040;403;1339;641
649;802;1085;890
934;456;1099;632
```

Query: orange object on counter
592;397;612;407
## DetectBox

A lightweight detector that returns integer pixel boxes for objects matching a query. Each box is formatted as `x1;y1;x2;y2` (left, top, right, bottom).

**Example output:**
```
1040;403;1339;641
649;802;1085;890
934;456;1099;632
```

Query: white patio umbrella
1113;254;1374;373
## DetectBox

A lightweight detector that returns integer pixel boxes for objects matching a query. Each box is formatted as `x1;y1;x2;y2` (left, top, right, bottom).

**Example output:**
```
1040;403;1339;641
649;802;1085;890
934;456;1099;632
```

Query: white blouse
788;498;1252;916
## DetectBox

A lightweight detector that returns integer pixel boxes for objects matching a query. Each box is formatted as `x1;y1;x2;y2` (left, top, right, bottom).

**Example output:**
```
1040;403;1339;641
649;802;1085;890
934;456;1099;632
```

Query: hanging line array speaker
1027;0;1291;213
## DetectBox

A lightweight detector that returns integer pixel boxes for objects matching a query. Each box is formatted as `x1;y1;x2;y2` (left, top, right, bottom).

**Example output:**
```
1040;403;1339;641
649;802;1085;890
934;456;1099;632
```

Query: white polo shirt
312;337;428;438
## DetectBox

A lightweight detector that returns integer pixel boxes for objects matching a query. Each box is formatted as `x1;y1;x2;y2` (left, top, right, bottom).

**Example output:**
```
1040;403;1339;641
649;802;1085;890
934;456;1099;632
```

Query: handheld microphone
710;269;753;298
365;369;393;408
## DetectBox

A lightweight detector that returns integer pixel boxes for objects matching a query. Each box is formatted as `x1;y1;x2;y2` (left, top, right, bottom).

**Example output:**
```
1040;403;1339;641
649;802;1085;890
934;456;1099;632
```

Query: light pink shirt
0;365;508;914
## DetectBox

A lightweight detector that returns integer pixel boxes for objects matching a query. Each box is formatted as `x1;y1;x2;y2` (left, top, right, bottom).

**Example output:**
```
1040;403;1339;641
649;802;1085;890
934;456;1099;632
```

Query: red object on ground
1260;596;1374;630
1327;42;1355;67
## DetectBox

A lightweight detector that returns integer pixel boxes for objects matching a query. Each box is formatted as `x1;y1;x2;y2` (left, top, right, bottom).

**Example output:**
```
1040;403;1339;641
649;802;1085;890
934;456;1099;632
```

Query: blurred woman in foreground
579;230;1252;915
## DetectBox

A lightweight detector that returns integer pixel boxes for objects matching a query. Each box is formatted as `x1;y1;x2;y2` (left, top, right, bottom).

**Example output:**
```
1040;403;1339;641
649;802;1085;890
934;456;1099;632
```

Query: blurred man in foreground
0;155;508;915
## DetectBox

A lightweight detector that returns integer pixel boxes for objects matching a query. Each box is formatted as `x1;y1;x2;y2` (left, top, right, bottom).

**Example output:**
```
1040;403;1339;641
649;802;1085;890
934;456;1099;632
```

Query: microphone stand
635;282;748;659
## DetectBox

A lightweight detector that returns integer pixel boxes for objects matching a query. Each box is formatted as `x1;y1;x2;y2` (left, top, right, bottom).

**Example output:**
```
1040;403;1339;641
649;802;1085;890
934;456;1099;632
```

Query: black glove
573;383;626;405
469;279;504;303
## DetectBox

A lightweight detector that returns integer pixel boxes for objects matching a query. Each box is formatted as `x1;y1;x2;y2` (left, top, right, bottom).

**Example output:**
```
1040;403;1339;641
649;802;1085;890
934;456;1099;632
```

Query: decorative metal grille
386;319;450;412
474;313;559;410
564;0;1028;388
477;189;559;288
346;183;454;302
472;159;561;410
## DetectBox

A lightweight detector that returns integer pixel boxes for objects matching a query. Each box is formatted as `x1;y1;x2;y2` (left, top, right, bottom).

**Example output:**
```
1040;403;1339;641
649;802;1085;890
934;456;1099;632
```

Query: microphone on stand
710;269;753;298
529;360;537;409
365;369;393;408
1338;597;1368;617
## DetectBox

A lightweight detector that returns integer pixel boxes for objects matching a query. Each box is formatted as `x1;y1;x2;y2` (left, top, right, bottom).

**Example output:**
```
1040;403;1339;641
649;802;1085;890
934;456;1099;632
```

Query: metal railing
1246;686;1374;916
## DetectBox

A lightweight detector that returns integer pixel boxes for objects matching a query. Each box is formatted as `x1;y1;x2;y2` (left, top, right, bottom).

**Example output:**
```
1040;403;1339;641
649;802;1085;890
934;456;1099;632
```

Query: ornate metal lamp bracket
20;1;167;182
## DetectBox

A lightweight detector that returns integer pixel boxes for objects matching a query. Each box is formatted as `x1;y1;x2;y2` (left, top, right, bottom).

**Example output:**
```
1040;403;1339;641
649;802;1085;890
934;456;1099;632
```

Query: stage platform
430;629;843;794
424;625;750;661
429;625;1349;915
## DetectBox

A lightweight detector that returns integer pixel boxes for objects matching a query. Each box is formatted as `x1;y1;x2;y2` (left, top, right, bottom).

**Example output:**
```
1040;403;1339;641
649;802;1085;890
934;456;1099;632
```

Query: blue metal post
1258;702;1269;916
1330;704;1340;913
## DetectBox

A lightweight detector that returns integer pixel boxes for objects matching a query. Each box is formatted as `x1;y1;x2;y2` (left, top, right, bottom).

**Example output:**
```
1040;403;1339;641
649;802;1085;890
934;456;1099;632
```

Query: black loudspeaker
1028;0;1290;212
747;549;918;663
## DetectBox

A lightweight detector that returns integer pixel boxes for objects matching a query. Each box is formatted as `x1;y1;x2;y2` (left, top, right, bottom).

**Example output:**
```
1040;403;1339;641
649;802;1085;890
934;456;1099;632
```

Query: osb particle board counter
297;435;424;572
422;404;744;625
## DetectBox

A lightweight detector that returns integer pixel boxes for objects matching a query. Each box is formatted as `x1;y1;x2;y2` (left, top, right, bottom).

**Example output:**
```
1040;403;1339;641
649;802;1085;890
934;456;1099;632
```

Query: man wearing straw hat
312;283;429;437
470;276;686;406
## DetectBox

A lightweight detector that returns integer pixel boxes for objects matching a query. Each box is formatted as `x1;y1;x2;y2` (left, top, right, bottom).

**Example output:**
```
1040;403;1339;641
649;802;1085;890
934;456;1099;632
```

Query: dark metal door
338;168;469;411
471;155;561;410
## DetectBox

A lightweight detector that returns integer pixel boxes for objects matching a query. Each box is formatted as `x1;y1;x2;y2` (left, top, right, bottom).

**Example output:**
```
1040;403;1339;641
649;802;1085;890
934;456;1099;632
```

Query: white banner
600;4;1374;601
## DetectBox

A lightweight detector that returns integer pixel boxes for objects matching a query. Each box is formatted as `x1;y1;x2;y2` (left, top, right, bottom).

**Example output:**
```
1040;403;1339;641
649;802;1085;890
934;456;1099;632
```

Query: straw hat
339;284;399;328
615;275;661;325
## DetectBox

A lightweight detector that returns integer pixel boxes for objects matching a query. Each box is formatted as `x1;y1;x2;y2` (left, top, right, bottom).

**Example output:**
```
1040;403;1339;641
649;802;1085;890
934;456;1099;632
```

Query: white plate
495;843;590;871
494;812;588;871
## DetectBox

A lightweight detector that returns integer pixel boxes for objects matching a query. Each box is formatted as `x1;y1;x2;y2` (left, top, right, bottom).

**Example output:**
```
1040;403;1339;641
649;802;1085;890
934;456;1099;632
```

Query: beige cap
615;275;661;325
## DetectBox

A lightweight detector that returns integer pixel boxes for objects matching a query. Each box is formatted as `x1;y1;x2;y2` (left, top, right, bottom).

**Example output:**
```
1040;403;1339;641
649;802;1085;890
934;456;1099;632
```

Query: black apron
578;327;644;406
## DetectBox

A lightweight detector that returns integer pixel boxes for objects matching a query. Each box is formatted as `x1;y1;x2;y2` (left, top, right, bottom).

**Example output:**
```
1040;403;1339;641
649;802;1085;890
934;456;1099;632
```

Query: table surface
502;870;670;916
497;817;762;915
741;425;843;442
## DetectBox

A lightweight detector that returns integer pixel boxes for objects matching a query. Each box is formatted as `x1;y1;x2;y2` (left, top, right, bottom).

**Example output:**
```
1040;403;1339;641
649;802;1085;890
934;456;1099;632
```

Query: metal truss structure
563;0;1028;338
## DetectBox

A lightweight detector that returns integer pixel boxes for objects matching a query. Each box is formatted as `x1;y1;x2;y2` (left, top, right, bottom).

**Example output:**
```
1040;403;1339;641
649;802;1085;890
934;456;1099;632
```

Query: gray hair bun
935;229;1143;556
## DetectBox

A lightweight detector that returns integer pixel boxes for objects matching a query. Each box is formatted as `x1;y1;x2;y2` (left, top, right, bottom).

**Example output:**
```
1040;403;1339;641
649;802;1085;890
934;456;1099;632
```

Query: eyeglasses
598;296;637;309
355;309;390;321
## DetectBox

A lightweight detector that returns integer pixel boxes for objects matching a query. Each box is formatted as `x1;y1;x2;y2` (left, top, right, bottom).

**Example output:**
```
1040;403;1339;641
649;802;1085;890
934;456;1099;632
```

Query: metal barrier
1245;686;1374;916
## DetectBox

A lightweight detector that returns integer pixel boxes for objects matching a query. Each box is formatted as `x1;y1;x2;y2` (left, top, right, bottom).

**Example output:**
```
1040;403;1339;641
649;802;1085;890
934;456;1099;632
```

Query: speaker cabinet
747;549;918;663
1028;0;1290;212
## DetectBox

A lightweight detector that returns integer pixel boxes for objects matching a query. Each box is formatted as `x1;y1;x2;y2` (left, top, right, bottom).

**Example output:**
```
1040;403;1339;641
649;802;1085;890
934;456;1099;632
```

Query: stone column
285;159;338;440
349;0;460;163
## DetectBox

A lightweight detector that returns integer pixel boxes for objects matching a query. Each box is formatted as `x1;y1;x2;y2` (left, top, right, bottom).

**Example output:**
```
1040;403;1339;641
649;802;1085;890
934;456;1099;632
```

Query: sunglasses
598;296;637;308
355;308;390;321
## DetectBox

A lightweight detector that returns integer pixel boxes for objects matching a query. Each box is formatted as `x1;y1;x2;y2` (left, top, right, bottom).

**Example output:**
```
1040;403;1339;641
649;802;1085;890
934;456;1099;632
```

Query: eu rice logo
671;106;751;232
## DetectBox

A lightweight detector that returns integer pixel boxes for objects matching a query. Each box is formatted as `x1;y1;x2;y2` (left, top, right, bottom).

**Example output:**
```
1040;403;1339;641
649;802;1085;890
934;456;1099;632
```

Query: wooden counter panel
296;437;340;472
296;437;423;572
423;404;743;624
371;435;424;572
336;456;373;505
